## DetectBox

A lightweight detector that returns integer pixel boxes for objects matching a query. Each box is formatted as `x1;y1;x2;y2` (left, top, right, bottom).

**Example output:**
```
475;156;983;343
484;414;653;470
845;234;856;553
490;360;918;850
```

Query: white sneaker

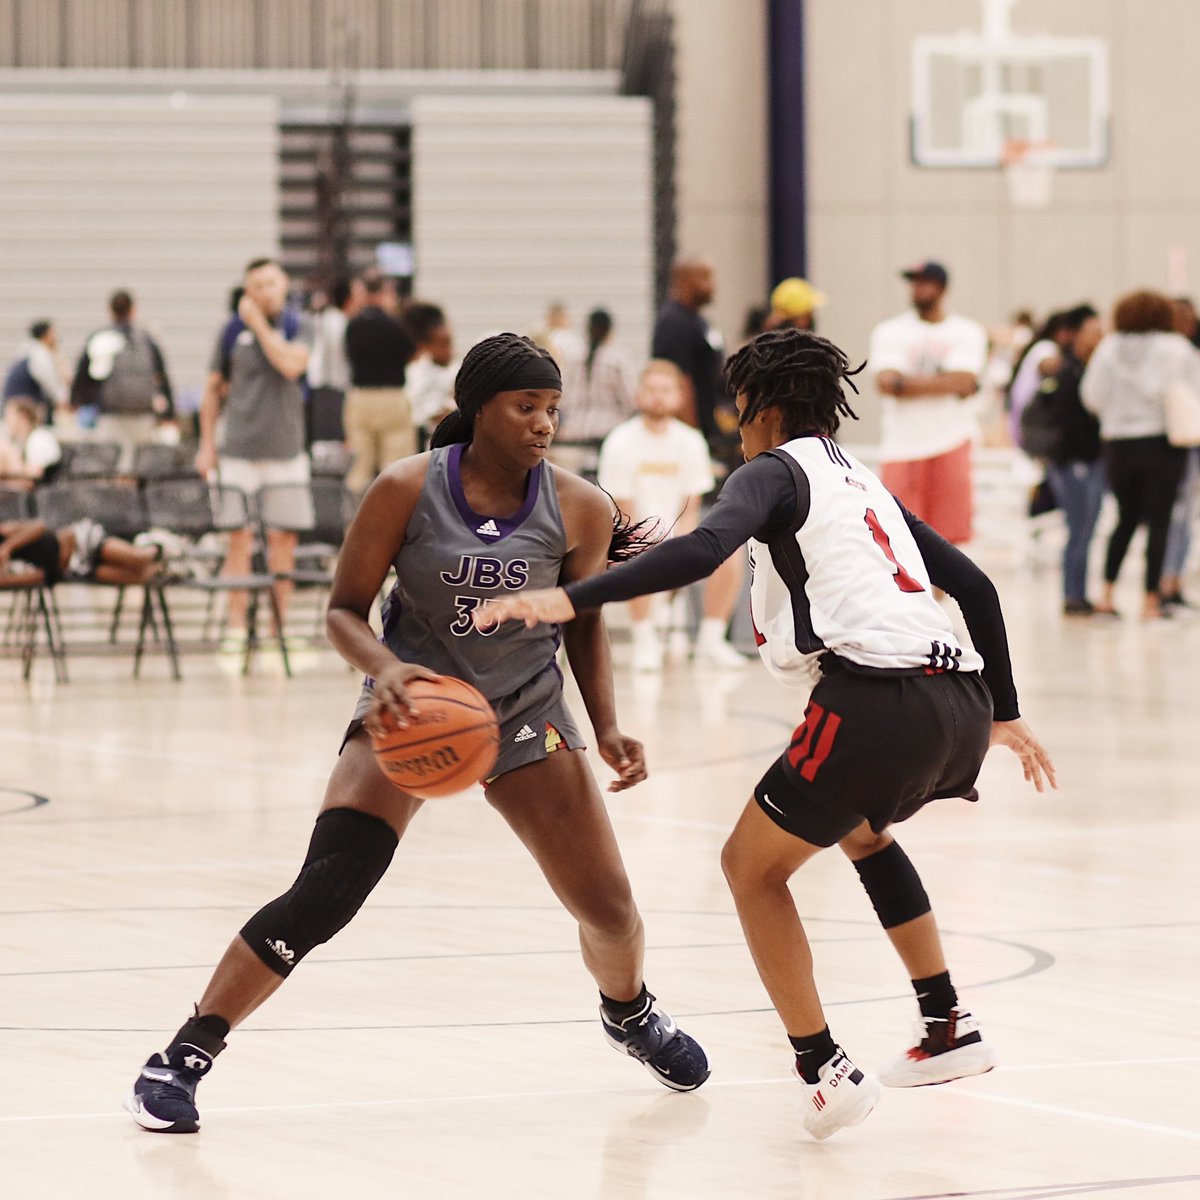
694;637;748;669
794;1048;882;1140
630;626;663;672
878;1008;997;1088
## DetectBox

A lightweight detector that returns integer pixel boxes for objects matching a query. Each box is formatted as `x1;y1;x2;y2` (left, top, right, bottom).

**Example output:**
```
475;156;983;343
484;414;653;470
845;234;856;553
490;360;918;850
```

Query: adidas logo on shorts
513;724;538;743
476;519;500;537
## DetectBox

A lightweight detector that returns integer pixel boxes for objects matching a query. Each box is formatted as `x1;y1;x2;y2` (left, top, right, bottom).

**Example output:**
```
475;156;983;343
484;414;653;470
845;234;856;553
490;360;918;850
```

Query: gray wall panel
412;95;653;359
0;95;279;395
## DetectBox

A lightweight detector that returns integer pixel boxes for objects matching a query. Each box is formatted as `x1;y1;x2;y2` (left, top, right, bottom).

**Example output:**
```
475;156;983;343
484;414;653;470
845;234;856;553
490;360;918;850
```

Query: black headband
490;356;563;395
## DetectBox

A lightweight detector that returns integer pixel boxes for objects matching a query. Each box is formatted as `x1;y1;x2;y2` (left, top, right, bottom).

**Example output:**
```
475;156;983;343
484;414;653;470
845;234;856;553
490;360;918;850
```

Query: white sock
697;617;729;647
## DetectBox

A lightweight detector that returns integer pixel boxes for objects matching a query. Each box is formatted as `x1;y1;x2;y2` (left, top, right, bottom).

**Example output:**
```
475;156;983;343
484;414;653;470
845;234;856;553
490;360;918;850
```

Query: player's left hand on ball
474;587;576;631
990;718;1056;792
598;731;647;792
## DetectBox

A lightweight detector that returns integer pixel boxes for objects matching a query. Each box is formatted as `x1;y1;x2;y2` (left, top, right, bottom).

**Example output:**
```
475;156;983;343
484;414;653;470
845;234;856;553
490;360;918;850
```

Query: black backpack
1019;382;1064;460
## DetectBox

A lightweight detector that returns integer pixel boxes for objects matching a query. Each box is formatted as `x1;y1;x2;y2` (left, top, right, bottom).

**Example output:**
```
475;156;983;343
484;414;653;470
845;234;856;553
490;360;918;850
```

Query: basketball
369;675;500;798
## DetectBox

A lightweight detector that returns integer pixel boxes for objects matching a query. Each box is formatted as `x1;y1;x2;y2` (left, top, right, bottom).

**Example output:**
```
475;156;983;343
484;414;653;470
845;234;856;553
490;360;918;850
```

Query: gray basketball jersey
377;443;568;702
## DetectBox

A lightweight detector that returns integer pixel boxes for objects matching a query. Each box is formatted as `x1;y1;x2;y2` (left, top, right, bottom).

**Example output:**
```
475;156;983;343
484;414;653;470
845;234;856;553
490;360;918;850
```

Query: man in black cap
867;262;987;545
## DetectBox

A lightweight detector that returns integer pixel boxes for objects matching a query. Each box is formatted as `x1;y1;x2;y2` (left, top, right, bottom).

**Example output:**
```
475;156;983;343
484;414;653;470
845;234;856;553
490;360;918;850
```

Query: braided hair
428;332;657;563
430;333;555;449
723;328;864;439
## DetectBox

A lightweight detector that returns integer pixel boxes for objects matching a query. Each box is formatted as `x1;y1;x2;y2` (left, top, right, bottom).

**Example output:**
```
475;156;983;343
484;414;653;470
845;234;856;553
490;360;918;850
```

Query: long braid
724;329;865;438
430;333;556;449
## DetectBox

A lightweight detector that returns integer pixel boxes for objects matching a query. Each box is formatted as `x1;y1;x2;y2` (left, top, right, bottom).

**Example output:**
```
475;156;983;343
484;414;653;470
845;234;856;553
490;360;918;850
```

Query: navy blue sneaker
124;1039;220;1133
600;992;710;1091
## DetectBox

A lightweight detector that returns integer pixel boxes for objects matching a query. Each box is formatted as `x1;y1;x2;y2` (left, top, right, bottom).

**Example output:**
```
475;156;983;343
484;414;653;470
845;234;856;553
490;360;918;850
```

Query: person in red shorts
868;262;987;544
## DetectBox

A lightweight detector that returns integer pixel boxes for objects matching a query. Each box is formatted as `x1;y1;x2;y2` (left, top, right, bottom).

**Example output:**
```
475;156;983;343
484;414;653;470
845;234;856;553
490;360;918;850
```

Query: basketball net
1002;138;1056;208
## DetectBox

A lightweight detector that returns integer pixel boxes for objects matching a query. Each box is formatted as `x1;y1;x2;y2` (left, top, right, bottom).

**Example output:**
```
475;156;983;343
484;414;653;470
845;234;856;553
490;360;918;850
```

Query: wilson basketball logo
380;743;462;779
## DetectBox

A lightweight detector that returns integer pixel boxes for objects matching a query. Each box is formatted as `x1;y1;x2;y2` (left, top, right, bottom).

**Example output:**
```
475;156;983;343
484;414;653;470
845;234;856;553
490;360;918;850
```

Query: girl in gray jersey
126;334;709;1135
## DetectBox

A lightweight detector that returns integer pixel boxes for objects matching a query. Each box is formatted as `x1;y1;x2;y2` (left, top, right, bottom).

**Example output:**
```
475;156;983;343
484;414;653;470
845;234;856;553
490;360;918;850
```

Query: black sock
600;983;649;1021
913;971;957;1020
789;1027;837;1083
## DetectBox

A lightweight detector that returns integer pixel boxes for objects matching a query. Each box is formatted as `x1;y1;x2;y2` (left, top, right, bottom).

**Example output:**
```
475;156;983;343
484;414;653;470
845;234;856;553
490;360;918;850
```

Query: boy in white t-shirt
598;360;746;670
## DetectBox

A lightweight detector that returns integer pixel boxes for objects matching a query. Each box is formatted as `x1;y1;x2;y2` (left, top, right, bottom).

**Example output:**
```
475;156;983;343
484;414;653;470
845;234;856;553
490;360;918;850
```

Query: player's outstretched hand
365;660;443;736
474;587;576;631
990;718;1056;792
598;731;647;792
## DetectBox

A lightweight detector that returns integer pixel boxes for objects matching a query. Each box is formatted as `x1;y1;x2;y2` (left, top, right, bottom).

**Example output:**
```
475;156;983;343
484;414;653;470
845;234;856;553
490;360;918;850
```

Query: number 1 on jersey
864;508;925;593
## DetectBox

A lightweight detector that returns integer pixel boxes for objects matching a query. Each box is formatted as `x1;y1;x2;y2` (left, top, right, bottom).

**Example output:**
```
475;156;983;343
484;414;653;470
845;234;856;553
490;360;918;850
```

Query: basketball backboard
910;0;1109;169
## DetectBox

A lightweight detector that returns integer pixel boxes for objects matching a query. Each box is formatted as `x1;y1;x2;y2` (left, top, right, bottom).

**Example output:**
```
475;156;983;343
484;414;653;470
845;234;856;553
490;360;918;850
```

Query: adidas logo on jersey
476;519;501;537
513;724;538;743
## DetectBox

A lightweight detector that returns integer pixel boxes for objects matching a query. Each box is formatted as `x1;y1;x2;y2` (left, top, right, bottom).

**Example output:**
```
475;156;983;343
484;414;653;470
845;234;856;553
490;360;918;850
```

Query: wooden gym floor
1;538;1197;1200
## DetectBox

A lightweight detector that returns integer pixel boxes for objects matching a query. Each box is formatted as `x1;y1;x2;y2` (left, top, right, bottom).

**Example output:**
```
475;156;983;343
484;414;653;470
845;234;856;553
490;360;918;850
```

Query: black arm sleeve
900;505;1020;721
566;453;802;610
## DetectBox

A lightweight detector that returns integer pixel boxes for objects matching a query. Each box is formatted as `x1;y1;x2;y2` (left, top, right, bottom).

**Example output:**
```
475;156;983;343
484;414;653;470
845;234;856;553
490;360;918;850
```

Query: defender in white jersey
478;329;1056;1142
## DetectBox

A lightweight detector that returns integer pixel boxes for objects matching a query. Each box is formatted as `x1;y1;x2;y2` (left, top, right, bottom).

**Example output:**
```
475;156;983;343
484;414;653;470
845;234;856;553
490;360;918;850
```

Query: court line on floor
883;1174;1200;1199
947;1085;1200;1143
3;1061;1199;1136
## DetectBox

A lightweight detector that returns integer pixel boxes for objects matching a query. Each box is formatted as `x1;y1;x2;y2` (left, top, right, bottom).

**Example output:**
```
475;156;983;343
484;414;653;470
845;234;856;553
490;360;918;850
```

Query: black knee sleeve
853;840;930;929
241;807;399;977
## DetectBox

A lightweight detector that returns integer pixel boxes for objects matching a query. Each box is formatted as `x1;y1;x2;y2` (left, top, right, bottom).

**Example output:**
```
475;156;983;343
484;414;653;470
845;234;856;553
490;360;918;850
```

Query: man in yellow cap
767;278;826;332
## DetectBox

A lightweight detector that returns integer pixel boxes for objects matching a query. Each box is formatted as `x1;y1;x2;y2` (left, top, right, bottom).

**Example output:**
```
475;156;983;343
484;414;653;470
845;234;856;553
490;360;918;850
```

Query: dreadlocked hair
594;484;665;564
430;333;556;449
723;328;864;438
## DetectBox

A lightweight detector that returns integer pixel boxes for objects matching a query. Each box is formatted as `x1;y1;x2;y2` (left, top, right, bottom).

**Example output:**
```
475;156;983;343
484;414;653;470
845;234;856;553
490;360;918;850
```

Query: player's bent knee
240;807;399;977
852;839;931;929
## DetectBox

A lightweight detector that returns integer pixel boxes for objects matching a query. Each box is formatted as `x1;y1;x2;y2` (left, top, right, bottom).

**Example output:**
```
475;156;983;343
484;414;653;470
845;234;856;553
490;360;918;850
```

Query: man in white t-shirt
599;360;745;671
868;262;987;544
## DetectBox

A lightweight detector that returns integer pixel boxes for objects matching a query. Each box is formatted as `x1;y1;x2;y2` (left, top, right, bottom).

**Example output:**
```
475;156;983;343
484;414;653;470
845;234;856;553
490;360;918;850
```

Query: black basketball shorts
754;665;994;848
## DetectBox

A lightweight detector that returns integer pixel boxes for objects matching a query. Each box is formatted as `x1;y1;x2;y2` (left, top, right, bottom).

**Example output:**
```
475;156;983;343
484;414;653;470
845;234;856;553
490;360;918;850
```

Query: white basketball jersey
748;436;983;688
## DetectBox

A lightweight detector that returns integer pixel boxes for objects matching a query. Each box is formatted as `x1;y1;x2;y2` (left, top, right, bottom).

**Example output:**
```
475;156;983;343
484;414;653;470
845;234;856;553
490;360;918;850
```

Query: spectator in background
403;301;457;449
0;396;61;483
652;256;747;667
598;360;744;670
343;268;415;494
306;277;352;445
1082;289;1200;620
196;258;312;649
1161;296;1200;608
558;308;637;453
741;304;770;342
1174;296;1200;349
4;320;68;419
1007;310;1074;446
869;261;987;545
532;300;583;364
0;514;165;587
765;277;826;333
652;258;728;446
1027;308;1105;615
71;290;174;471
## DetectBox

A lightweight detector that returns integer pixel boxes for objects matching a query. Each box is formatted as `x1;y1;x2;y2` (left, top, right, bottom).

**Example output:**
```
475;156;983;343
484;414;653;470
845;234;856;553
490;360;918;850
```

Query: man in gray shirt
195;258;313;648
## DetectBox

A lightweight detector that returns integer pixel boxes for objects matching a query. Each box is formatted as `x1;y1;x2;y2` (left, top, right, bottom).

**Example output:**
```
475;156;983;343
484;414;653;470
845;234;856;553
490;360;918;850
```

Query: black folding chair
143;479;290;676
58;441;122;479
310;441;355;479
133;443;196;484
0;488;67;681
32;482;175;678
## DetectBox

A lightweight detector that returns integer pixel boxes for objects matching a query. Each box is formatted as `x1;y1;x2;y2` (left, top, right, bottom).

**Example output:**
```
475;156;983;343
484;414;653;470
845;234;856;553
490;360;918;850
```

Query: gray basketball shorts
344;662;586;784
